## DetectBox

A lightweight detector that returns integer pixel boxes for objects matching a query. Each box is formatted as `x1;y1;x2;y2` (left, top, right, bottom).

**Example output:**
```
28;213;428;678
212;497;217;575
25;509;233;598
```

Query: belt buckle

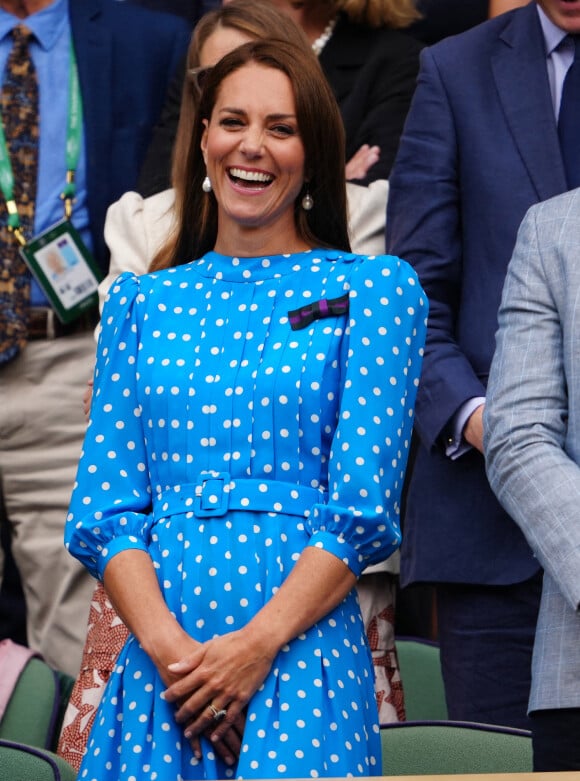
194;472;230;518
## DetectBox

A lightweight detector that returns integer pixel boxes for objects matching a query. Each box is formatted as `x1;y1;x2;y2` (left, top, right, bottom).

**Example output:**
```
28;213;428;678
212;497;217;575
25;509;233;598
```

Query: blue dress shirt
0;0;90;306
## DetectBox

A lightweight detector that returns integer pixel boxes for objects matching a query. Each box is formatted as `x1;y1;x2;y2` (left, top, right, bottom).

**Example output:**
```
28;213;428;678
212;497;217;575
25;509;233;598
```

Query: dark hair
156;39;350;268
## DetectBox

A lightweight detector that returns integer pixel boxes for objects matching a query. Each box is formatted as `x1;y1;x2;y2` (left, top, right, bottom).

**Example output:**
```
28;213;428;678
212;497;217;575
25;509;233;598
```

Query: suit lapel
492;3;567;202
68;0;112;240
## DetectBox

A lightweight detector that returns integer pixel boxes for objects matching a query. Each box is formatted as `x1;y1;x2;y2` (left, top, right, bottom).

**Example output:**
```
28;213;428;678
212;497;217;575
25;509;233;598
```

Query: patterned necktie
558;35;580;190
0;25;38;365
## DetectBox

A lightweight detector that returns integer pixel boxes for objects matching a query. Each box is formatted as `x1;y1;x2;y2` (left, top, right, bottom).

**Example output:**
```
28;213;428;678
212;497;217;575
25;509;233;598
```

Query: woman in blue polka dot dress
66;39;427;781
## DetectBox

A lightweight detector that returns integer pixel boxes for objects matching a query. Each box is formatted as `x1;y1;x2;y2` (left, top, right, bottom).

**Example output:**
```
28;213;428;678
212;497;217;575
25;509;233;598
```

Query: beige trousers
0;332;97;677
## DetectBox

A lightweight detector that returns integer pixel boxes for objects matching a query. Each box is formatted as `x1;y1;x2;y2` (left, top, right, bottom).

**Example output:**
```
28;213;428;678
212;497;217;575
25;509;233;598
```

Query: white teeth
229;167;273;183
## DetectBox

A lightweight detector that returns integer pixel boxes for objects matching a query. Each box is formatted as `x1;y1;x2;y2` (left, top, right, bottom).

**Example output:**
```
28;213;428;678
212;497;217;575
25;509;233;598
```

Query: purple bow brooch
288;292;349;331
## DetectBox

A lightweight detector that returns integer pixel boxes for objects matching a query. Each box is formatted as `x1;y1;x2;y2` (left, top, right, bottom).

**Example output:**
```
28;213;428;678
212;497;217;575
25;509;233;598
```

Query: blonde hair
334;0;420;29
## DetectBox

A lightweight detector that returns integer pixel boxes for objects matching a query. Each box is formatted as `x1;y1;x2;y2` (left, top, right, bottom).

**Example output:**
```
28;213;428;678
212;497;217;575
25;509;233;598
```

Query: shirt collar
536;3;568;56
0;0;68;52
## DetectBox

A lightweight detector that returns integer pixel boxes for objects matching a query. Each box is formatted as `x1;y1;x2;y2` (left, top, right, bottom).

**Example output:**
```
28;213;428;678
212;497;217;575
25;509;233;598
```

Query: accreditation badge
20;219;103;324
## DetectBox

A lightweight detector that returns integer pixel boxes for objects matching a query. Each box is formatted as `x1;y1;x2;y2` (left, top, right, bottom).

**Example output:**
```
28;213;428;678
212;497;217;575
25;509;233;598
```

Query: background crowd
2;0;580;776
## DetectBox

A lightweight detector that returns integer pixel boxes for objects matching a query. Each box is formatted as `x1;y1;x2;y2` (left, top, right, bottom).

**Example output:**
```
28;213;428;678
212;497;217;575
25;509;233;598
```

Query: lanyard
0;39;83;246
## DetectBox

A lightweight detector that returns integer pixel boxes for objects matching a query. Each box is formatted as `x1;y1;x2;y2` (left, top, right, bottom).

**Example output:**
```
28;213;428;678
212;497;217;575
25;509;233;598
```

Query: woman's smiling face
201;62;306;253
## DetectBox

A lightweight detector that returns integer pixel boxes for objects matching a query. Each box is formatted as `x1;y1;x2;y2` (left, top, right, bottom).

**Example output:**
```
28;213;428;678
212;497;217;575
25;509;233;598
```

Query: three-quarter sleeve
65;272;153;580
305;255;428;576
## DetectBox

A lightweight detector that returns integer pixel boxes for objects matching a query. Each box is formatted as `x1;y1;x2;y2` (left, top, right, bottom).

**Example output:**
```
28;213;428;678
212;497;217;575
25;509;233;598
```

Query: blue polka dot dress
66;249;427;780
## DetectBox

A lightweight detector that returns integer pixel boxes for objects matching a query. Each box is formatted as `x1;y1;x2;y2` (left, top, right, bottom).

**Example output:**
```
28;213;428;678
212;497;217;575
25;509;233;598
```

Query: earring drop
202;175;212;193
302;191;313;211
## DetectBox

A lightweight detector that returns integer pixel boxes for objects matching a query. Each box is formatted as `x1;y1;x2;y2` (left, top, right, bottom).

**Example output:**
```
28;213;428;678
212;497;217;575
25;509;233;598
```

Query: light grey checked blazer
485;187;580;712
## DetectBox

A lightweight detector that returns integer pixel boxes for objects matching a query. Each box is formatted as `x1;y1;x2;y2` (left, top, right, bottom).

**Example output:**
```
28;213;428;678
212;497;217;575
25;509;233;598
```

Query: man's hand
463;403;485;453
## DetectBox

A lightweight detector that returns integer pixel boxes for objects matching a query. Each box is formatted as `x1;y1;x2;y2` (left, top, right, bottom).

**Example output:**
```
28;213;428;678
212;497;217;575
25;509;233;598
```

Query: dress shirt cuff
445;396;486;460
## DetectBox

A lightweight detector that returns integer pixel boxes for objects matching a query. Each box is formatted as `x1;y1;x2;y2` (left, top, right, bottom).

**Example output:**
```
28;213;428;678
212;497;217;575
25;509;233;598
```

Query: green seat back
396;638;448;721
0;658;58;749
381;722;533;776
0;740;76;781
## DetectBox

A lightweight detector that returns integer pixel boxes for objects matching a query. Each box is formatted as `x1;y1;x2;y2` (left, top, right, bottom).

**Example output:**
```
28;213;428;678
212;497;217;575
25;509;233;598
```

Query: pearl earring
301;191;313;211
202;175;212;193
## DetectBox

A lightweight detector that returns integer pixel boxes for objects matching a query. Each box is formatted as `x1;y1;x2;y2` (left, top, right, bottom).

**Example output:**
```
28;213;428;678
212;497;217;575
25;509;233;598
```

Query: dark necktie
0;25;38;365
558;35;580;190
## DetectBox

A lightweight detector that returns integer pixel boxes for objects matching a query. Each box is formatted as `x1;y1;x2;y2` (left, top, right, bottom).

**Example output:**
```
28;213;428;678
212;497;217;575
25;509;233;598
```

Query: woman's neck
213;220;311;259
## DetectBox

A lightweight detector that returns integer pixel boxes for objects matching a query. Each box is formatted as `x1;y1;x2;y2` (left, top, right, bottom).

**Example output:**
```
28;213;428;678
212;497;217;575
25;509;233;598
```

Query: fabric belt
154;472;328;520
27;306;99;340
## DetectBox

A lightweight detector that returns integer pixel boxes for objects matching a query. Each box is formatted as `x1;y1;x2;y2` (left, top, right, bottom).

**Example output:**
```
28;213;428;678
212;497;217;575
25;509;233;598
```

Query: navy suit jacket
69;0;190;272
387;3;567;586
126;0;218;27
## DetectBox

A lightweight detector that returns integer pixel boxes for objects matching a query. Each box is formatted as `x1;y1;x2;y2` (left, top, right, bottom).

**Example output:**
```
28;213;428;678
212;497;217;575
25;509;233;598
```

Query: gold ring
209;703;227;722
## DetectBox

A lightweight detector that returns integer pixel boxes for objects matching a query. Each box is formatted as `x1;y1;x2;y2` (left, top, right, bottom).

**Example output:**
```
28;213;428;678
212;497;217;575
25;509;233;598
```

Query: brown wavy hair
152;39;350;269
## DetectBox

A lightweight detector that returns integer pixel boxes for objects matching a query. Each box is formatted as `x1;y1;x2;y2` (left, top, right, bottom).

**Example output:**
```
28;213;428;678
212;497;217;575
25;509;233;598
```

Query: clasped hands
161;628;275;766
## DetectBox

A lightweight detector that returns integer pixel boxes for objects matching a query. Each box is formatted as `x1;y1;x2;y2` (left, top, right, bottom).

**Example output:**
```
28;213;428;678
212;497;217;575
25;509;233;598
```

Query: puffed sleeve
65;272;153;581
305;255;428;576
98;189;176;315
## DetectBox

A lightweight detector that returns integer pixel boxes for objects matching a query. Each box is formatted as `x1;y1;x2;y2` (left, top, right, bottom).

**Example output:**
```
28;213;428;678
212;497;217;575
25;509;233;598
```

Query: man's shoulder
425;4;534;66
70;0;191;39
69;0;190;79
528;187;580;225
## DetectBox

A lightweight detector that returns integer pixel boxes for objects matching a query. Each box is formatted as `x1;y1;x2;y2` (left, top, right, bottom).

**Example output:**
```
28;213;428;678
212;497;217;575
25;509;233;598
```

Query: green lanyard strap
0;116;23;243
61;42;82;219
0;38;83;242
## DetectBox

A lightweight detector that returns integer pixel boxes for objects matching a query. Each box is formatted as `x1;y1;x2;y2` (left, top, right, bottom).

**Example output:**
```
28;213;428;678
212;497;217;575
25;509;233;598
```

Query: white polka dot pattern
66;249;427;780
